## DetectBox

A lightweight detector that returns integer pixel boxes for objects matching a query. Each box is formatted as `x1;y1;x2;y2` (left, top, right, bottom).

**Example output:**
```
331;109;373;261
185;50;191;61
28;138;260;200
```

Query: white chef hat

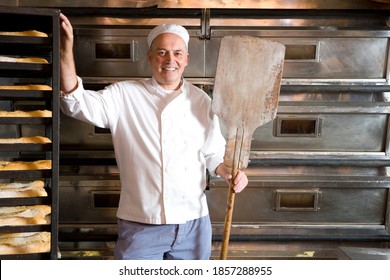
147;24;190;49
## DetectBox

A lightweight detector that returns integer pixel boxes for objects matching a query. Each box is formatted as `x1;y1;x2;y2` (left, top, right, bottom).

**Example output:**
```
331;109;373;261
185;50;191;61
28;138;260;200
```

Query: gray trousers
114;215;212;260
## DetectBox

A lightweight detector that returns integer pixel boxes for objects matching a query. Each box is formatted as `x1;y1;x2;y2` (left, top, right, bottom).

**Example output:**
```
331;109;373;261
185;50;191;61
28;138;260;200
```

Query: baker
59;13;248;260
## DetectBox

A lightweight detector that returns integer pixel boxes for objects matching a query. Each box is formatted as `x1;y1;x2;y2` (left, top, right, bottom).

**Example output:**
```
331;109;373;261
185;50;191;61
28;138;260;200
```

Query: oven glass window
285;44;317;60
95;43;131;59
280;119;317;135
93;193;120;208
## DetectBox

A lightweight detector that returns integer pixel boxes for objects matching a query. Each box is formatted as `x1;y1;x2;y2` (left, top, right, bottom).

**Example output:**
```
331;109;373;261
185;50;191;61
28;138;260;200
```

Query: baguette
0;232;50;255
0;136;51;144
0;216;48;226
0;30;48;37
0;160;52;171
0;180;47;198
0;84;52;90
0;56;48;64
0;205;51;226
0;110;52;118
0;205;51;217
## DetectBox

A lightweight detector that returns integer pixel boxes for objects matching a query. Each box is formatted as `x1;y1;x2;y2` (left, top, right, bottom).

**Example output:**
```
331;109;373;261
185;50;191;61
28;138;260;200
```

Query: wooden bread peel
212;36;285;260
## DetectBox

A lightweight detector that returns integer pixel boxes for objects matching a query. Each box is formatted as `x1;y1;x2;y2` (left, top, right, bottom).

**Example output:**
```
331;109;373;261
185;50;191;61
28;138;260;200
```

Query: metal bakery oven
57;9;390;259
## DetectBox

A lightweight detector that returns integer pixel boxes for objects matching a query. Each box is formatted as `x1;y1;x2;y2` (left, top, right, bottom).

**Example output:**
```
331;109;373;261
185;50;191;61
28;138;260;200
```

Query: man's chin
160;74;180;83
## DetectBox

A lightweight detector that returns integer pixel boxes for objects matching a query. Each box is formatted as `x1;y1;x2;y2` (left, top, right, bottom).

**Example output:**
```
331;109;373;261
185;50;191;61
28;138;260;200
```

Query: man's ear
147;52;152;64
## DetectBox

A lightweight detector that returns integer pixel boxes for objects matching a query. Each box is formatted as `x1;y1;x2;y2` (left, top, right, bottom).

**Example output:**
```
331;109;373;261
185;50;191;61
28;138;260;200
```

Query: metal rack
0;7;60;260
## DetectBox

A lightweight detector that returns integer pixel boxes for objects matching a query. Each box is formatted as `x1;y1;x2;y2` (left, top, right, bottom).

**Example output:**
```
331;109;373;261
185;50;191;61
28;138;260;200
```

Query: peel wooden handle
220;175;237;260
220;127;242;260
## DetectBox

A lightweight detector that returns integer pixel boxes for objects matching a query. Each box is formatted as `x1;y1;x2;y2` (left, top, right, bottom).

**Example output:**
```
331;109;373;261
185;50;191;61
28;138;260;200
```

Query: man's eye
157;51;166;56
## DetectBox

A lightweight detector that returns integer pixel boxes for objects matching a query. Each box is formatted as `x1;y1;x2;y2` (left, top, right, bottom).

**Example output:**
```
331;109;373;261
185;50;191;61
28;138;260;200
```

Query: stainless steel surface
207;30;390;82
340;247;390;260
59;166;119;224
73;27;204;79
58;240;390;260
253;113;387;151
4;0;390;9
211;241;390;260
71;27;390;82
208;170;389;226
60;113;113;149
1;0;156;8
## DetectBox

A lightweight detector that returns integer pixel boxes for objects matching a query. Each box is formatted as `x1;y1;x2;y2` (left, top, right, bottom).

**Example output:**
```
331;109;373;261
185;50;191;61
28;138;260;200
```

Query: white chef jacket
60;76;226;224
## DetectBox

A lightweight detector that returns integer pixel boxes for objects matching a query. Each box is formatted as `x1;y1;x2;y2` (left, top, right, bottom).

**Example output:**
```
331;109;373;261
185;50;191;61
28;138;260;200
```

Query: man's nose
165;51;175;61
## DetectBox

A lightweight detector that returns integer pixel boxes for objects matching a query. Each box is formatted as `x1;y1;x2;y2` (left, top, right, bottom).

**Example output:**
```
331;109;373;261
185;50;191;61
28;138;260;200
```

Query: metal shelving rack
0;7;60;260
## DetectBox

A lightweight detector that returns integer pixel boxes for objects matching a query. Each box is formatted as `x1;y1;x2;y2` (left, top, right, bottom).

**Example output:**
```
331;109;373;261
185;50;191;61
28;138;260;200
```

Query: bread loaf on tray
0;160;51;171
0;84;52;90
0;180;47;198
0;110;52;118
0;205;51;226
0;232;50;255
0;136;51;144
0;30;48;37
0;55;48;64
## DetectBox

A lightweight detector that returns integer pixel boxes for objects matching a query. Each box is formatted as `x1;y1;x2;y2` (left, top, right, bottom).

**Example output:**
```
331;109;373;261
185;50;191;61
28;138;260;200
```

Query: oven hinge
200;9;211;40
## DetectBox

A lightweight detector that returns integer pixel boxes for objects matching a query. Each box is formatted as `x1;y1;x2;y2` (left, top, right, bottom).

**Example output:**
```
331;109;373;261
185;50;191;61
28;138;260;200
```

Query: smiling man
147;24;189;90
59;14;248;260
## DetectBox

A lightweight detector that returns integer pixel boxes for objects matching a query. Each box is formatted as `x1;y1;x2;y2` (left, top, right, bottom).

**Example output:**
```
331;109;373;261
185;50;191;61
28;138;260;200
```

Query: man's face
147;33;189;90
